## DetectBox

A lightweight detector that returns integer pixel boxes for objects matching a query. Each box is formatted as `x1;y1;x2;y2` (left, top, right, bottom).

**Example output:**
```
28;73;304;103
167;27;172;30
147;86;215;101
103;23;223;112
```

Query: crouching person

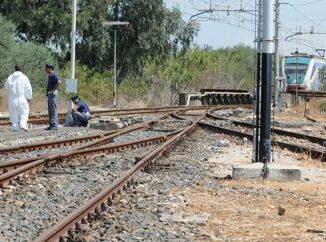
70;95;91;127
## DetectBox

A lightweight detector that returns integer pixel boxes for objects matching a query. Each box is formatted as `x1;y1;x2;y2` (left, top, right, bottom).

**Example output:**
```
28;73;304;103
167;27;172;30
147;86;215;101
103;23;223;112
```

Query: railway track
4;105;319;241
0;136;186;240
0;112;179;184
0;130;117;155
206;113;326;147
0;105;219;126
170;112;326;161
34;113;203;242
200;121;326;162
0;109;203;241
0;106;239;168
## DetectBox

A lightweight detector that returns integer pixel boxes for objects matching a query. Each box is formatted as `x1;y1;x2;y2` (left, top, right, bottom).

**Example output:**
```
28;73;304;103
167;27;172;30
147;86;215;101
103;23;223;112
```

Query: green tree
141;44;255;105
0;0;198;79
0;15;55;90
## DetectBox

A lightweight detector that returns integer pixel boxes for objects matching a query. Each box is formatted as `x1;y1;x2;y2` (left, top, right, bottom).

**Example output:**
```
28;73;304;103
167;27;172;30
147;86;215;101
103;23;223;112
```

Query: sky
165;0;326;56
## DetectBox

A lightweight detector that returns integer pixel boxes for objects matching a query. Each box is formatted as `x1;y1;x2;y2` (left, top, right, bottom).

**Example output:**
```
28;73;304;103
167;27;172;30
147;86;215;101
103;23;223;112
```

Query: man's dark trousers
72;111;88;126
47;93;58;127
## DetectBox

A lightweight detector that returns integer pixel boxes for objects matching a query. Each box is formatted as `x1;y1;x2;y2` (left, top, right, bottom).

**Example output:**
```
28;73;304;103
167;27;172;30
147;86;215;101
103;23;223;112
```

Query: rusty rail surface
0;105;216;126
206;113;326;147
0;112;173;174
0;130;118;155
0;124;147;174
283;90;326;98
198;121;326;161
35;115;202;242
0;129;182;188
0;105;251;126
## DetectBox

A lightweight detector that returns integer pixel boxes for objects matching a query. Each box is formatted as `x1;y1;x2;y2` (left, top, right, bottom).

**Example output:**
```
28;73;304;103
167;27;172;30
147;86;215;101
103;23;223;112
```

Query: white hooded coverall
5;71;33;131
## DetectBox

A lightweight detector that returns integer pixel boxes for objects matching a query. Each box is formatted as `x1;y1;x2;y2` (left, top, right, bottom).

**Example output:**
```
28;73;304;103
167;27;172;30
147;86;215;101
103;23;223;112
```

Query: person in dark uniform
70;95;91;127
45;64;61;130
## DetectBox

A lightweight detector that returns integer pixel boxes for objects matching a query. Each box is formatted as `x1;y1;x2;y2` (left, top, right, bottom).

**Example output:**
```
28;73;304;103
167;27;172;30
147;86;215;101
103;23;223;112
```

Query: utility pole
71;0;77;80
295;49;299;104
259;0;274;163
102;21;129;108
274;0;280;105
254;0;262;163
113;26;117;107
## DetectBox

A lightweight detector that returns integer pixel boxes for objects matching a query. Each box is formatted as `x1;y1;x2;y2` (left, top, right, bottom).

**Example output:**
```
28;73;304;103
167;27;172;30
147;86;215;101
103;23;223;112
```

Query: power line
293;0;325;6
289;4;326;32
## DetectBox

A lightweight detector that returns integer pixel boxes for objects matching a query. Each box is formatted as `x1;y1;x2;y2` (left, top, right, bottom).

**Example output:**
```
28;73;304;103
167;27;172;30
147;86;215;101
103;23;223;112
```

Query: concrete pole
102;21;128;108
113;27;117;107
259;0;274;163
275;0;280;79
274;0;280;105
254;0;262;163
71;0;77;80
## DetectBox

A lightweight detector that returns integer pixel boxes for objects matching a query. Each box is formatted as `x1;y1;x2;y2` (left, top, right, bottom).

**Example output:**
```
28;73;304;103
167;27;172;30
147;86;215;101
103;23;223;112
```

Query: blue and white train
282;53;326;91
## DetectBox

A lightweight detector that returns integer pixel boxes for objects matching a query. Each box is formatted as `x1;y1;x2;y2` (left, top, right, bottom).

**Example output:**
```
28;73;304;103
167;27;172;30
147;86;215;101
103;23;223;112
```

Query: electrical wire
289;5;326;32
292;0;325;6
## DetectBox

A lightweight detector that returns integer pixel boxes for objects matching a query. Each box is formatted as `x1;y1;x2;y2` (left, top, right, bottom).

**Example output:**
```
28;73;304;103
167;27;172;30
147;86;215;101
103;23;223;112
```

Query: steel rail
35;114;203;242
0;124;146;174
0;129;182;188
0;105;250;126
198;121;326;161
171;113;326;161
206;113;326;147
0;113;173;174
0;105;216;126
0;105;213;121
0;130;118;155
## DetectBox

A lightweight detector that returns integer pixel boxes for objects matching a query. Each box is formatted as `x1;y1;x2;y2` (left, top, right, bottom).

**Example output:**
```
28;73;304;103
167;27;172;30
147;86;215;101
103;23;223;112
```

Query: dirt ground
178;179;326;241
174;107;326;241
173;148;326;241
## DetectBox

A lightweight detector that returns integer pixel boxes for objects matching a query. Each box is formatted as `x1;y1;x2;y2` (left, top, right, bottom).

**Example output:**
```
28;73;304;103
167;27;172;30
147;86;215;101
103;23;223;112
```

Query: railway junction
0;101;325;241
1;0;326;240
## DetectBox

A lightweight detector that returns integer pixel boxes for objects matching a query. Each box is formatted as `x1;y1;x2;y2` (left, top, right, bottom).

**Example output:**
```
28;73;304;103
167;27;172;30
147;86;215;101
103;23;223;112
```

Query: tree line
0;0;255;106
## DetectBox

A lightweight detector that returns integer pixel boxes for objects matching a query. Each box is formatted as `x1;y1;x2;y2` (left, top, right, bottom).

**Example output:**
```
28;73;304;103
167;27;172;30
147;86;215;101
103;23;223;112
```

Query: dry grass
293;98;326;120
177;180;326;241
0;89;71;114
117;97;147;109
0;89;7;113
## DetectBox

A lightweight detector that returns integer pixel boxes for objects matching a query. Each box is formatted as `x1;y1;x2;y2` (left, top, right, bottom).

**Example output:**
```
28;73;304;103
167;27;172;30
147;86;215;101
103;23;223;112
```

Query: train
282;53;326;91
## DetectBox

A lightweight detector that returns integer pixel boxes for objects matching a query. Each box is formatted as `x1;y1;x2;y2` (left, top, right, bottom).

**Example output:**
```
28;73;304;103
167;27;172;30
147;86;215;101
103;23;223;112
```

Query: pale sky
165;0;326;56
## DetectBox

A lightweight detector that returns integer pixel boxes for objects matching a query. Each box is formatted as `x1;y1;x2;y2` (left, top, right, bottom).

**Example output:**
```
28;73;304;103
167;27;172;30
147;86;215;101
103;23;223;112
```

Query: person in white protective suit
5;64;33;131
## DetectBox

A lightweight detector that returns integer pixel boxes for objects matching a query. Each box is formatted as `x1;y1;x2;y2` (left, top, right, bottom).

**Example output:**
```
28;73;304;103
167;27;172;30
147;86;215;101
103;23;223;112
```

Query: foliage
0;15;55;90
0;0;198;79
107;45;256;106
60;64;113;105
142;45;256;97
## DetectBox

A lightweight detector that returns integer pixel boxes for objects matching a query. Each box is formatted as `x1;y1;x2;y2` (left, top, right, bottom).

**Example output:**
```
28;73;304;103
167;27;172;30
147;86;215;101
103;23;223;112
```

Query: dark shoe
45;126;58;130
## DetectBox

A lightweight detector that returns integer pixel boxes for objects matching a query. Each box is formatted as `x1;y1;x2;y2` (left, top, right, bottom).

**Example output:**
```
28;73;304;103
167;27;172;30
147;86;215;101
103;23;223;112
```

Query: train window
284;64;307;74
